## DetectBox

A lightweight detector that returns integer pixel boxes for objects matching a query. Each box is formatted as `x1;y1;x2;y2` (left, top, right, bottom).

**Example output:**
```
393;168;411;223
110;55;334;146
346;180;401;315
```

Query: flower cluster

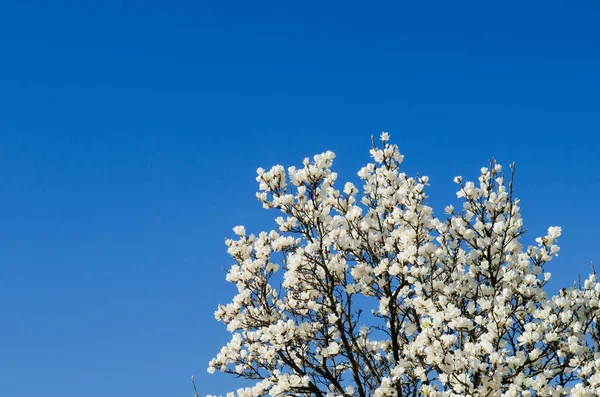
207;133;600;396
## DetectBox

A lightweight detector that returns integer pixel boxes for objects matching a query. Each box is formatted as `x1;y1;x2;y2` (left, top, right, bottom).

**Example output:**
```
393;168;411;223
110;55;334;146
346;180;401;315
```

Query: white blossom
205;134;600;397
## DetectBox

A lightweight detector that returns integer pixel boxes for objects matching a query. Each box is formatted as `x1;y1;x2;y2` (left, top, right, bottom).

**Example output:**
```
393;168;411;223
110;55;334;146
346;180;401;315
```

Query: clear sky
1;1;599;396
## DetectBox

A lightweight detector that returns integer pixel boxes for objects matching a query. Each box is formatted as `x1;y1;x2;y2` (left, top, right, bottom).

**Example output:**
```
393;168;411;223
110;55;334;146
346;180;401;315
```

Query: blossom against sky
0;1;599;396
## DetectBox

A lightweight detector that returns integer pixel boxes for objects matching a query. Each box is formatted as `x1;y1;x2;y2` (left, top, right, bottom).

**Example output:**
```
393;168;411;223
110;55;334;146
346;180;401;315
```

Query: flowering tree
207;133;600;396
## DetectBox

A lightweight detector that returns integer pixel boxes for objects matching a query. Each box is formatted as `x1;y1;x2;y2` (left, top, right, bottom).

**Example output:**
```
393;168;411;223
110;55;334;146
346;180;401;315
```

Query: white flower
232;225;246;236
344;182;356;195
548;226;562;239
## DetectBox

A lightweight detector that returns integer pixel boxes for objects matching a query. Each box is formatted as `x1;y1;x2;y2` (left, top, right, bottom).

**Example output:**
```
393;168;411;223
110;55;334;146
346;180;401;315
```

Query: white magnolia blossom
207;133;600;396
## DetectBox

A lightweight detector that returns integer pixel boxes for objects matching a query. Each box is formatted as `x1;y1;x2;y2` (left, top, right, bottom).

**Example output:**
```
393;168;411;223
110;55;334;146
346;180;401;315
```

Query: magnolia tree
206;134;600;396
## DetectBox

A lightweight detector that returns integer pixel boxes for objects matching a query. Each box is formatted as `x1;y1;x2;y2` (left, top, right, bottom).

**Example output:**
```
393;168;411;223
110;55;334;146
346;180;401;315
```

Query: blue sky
1;1;599;396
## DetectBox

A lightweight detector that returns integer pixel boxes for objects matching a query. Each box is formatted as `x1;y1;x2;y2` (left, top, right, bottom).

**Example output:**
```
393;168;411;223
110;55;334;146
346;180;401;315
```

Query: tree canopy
207;134;600;396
